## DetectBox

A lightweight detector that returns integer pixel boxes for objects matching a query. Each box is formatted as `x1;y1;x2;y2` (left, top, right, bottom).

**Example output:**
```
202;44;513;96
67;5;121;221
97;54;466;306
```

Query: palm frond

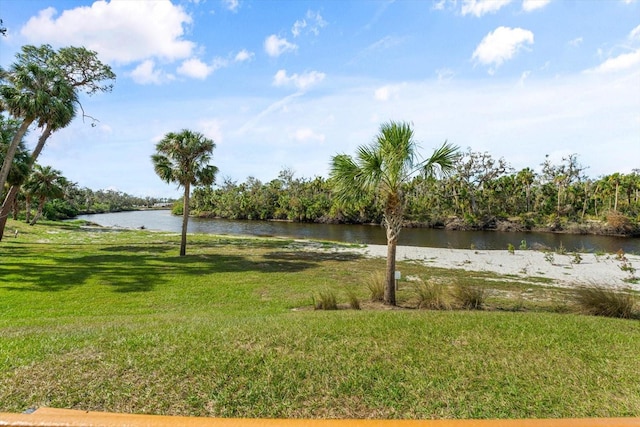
330;154;367;204
422;141;459;178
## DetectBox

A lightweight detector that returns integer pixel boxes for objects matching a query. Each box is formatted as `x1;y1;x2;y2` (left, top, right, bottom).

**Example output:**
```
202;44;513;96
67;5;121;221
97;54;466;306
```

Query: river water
76;210;640;253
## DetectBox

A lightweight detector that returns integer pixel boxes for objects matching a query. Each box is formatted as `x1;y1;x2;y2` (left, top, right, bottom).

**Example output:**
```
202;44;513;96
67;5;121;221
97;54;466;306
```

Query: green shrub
507;243;515;254
313;290;338;310
544;251;555;265
44;199;79;220
619;260;636;275
574;286;637;319
366;271;385;302
171;200;183;216
413;280;449;310
452;283;486;310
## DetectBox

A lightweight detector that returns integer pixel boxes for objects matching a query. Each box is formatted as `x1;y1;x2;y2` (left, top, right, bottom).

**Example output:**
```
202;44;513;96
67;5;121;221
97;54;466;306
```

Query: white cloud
436;68;455;81
20;1;195;64
586;50;640;73
130;60;174;85
264;35;298;57
292;10;327;37
374;85;401;101
472;26;534;73
518;70;531;85
461;0;512;17
522;0;552;12
291;128;325;143
234;49;254;62
433;0;447;10
568;37;583;47
199;119;224;143
292;20;306;38
272;69;326;91
367;35;404;52
585;25;640;74
177;58;217;79
222;0;239;12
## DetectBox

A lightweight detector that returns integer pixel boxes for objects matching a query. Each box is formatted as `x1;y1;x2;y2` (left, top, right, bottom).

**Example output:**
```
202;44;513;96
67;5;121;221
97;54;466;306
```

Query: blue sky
1;0;639;198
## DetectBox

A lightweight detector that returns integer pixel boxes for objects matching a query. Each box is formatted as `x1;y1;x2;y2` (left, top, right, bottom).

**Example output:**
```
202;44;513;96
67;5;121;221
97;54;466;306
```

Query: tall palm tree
0;61;76;194
152;130;218;256
331;121;457;305
0;75;77;239
23;164;66;225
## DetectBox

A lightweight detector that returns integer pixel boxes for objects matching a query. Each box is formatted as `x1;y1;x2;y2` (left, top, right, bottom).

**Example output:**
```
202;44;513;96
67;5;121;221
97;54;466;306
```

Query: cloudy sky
1;0;639;198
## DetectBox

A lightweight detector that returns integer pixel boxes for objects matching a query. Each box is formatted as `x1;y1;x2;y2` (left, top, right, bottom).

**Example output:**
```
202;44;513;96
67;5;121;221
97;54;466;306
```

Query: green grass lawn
1;219;639;419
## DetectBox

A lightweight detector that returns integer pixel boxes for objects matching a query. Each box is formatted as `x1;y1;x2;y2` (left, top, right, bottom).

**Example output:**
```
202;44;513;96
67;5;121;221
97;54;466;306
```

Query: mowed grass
1;219;639;419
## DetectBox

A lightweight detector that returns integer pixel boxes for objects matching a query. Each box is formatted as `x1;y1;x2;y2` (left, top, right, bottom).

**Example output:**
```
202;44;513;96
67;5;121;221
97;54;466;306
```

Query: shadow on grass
0;245;364;293
264;250;363;263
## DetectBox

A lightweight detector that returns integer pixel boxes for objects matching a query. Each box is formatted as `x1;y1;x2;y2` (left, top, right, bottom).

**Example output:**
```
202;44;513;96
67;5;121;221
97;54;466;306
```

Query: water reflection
76;210;640;253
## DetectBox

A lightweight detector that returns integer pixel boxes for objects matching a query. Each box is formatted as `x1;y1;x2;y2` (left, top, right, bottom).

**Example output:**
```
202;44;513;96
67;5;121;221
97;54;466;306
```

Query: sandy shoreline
342;244;640;291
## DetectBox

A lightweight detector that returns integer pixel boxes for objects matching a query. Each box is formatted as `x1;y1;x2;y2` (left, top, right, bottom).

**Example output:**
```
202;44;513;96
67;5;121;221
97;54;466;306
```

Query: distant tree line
188;151;639;236
1;115;170;226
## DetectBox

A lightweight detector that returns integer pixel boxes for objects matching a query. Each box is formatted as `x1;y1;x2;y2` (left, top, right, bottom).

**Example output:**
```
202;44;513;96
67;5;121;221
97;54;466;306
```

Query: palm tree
23;165;66;225
152;130;218;256
331;121;458;305
0;61;76;194
0;74;76;239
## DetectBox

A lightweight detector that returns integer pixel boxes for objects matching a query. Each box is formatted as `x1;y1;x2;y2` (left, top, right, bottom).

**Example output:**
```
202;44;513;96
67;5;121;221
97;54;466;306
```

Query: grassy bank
1;219;639;419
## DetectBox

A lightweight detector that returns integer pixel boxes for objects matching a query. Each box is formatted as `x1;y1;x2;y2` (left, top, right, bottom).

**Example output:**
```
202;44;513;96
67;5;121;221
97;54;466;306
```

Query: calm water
76;210;640;253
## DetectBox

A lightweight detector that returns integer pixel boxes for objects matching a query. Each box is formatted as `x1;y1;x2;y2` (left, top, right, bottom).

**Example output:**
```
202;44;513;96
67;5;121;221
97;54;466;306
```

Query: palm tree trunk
0;186;19;242
11;192;19;220
180;183;191;256
25;195;31;224
31;123;53;162
383;200;403;306
384;237;397;306
30;197;45;225
0;123;54;239
0;118;33;194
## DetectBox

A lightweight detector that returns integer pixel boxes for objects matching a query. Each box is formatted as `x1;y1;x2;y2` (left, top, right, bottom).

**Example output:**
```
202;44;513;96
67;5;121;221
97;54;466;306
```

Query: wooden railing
0;408;639;427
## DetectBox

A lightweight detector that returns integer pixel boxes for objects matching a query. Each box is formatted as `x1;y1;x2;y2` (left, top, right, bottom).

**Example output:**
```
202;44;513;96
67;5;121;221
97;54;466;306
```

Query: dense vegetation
189;152;640;236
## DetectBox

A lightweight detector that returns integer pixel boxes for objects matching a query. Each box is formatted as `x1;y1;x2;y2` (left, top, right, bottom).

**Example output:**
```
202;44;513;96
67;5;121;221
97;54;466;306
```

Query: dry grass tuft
574;285;637;319
366;271;385;302
313;289;338;310
413;279;449;310
451;283;486;310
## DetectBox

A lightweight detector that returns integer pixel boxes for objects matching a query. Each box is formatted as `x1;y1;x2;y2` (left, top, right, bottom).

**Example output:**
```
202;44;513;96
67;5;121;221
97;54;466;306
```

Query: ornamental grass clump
574;285;637;319
313;289;338;310
413;279;449;310
366;271;385;302
452;283;486;310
